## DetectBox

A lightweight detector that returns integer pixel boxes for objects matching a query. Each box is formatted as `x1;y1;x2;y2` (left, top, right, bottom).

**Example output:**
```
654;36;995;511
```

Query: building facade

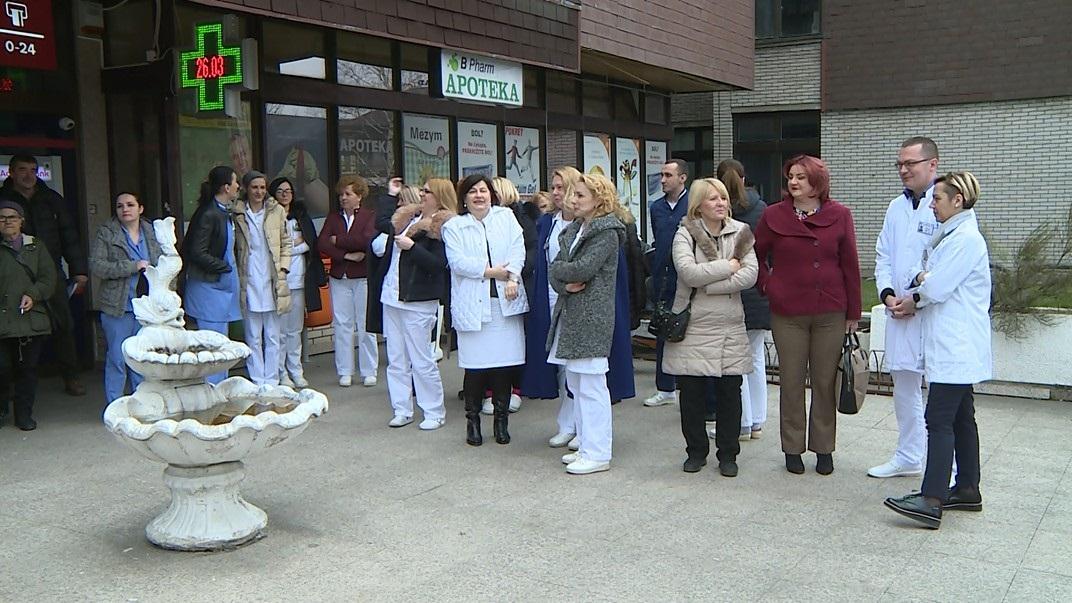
672;0;1072;271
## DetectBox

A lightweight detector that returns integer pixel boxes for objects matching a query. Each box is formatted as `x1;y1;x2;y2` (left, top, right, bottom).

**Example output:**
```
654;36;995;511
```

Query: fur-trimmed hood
680;217;754;260
392;204;457;240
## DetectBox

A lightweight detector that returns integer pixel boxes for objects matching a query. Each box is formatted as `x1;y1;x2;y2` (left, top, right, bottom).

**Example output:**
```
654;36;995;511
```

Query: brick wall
546;128;578;176
823;96;1072;272
579;0;753;89
671;93;713;127
823;0;1072;111
195;0;581;71
725;42;820;111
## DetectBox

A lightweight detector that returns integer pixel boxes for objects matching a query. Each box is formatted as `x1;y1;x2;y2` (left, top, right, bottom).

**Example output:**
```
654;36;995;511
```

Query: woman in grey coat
89;193;162;404
547;173;625;475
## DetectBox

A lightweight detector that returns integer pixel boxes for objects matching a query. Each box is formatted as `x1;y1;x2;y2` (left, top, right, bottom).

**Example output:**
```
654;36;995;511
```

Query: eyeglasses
276;188;293;195
895;157;934;169
0;214;22;222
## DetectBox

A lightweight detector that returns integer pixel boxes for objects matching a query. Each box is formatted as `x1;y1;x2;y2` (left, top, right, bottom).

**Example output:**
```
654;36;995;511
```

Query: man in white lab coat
868;137;940;478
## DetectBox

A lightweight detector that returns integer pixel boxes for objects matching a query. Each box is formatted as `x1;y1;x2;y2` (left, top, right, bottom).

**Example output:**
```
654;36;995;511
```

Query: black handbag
647;240;696;342
835;332;869;414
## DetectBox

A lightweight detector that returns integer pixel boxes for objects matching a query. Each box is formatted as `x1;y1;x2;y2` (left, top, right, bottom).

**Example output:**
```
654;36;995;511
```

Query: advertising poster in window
457;121;499;179
403;113;451;185
265;104;331;218
338;107;395;190
178;100;253;220
615;137;641;222
504;125;541;198
644;140;668;242
582;133;612;179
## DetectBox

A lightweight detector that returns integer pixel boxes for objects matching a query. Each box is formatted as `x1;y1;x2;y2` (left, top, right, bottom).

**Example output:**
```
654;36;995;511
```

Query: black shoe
785;454;805;474
64;378;87;397
884;493;942;529
15;416;36;431
464;398;482;446
719;460;738;477
816;453;834;475
682;457;707;473
944;487;983;512
492;397;510;445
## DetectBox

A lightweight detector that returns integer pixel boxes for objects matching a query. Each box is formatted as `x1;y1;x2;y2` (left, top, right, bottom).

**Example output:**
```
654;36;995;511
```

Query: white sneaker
549;432;576;448
481;398;493;415
739;426;751;442
279;374;294;388
509;394;522;413
388;415;413;428
867;460;923;478
561;452;580;464
362;376;377;387
418;417;445;430
566;458;610;475
339;375;352;387
292;375;309;389
643;391;677;407
567;436;580;451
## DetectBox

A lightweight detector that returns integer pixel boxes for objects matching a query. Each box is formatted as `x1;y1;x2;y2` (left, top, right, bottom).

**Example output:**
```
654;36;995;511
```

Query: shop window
400;43;429;95
263;22;326;79
546;72;578;114
265;104;331;218
176;96;253;221
582;81;611;119
756;0;821;40
613;86;641;122
671;127;714;181
108;94;164;219
733;111;820;202
337;32;393;89
401;114;451;185
645;92;669;124
338;107;396;189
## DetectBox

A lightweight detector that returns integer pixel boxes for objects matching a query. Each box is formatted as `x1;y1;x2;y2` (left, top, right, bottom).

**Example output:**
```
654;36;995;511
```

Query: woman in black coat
270;177;327;388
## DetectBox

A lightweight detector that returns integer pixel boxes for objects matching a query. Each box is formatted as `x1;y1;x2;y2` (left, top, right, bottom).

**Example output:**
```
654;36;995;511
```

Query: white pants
891;370;926;468
566;369;612;463
384;304;445;421
330;277;378;378
244;309;281;385
279;289;306;380
554;368;575;435
740;330;768;428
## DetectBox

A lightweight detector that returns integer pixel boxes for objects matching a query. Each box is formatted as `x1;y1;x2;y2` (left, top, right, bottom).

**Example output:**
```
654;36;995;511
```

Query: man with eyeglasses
868;136;941;479
0;154;89;397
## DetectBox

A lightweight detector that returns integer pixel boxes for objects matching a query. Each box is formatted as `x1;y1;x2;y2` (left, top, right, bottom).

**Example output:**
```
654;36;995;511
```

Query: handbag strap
656;236;698;305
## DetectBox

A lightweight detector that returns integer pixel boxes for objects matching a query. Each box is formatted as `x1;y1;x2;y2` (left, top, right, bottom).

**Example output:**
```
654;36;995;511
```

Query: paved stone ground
2;354;1071;602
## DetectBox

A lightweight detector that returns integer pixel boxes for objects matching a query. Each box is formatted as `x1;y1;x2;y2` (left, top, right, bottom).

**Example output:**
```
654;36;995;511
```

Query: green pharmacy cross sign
179;22;244;112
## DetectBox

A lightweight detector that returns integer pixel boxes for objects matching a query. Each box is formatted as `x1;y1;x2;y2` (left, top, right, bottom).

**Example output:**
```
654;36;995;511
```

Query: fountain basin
121;326;250;382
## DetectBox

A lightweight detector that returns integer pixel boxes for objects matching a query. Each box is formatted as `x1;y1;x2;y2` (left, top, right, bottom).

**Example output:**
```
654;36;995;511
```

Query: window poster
457;121;499;179
644;140;668;242
504;125;541;198
615;137;641;223
583;133;612;180
338;107;395;190
265;104;331;218
402;113;451;186
178;99;253;220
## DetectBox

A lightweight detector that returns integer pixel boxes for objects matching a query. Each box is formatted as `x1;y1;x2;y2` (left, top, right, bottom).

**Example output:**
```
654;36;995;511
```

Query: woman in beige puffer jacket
663;178;758;477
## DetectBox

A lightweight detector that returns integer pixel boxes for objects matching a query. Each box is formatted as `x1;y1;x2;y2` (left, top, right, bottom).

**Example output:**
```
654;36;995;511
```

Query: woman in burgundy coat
754;155;861;477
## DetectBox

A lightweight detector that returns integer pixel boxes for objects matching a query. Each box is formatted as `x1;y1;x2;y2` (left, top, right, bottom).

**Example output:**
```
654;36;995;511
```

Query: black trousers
921;383;981;500
0;336;46;421
48;285;80;374
679;375;743;463
463;367;517;408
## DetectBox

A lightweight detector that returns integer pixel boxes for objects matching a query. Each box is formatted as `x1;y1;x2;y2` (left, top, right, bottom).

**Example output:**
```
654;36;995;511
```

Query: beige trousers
771;312;845;455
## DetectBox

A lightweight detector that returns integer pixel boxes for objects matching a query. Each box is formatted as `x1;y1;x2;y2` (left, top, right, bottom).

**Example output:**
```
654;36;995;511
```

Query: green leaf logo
448;53;460;72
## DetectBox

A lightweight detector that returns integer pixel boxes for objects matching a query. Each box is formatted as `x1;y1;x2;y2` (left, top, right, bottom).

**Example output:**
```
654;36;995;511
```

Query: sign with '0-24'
0;0;56;70
440;49;523;107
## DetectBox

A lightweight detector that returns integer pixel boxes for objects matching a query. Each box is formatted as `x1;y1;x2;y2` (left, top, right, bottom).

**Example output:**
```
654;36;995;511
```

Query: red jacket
754;199;861;320
318;207;376;279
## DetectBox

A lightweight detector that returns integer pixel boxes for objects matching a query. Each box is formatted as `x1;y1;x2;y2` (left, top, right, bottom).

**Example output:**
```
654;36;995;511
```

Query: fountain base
146;461;267;551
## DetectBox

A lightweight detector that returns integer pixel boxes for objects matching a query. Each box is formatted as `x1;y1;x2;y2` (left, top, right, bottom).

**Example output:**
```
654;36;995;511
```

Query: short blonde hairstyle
398;185;421;206
577;173;620;220
552;166;582;211
424;178;458;213
935;171;980;209
532;191;554;214
335;174;369;198
687;178;732;221
492;177;520;207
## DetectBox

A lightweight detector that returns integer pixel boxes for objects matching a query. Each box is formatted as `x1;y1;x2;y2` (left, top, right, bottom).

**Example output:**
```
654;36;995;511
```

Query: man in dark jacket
0;154;88;395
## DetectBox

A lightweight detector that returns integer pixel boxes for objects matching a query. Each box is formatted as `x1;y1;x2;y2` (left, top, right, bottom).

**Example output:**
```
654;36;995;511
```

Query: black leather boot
464;397;482;446
493;394;511;445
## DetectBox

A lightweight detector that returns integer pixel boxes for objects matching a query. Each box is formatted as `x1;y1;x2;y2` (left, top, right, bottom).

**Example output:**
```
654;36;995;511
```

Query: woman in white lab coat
884;172;990;530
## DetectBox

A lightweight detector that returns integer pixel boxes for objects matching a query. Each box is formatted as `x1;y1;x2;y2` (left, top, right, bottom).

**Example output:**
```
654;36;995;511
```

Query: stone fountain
103;217;328;551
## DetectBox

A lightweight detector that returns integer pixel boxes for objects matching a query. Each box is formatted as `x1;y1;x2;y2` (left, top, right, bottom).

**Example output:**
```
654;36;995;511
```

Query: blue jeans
100;312;143;403
197;320;232;384
921;383;980;500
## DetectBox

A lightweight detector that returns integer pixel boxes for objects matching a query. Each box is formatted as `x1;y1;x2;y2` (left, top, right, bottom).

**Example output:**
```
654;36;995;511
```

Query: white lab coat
909;210;992;385
875;187;938;372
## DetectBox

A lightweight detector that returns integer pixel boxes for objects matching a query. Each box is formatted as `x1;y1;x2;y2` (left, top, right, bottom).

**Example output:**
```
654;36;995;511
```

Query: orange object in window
304;256;333;328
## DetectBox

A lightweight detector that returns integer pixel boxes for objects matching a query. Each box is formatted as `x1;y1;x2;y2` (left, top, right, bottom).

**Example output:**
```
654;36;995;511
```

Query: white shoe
549;432;576;448
481;398;493;415
279;374;294;388
362;376;378;387
643;391;677;407
739;426;751;442
867;460;923;478
567;436;580;451
388;415;413;428
291;375;309;389
561;452;580;464
566;458;610;475
509;394;522;413
418;417;445;431
339;375;352;387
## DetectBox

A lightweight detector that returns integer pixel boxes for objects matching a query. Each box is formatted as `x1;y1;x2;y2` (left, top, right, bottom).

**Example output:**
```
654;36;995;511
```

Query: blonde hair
577;173;620;220
687;178;732;221
935;171;980;209
492;177;520;207
532;191;554;214
424;178;459;213
398;185;421;206
552;166;582;211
